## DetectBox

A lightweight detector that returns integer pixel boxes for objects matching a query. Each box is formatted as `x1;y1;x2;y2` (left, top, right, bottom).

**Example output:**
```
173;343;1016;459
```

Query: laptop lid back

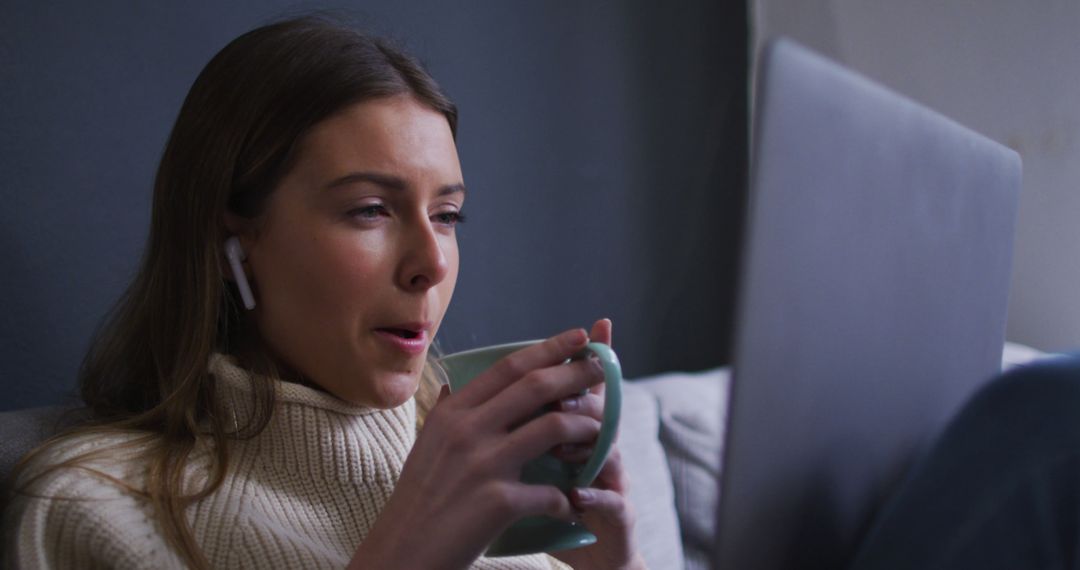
715;39;1021;569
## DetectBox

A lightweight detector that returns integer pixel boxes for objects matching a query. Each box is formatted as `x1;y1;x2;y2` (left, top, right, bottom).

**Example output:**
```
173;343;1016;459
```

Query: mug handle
571;342;623;488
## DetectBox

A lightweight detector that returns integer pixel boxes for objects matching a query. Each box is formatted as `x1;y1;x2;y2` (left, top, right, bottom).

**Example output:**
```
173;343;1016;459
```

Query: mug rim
438;339;544;362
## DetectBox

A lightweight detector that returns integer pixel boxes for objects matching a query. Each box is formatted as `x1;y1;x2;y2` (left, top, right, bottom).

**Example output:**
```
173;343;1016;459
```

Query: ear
224;210;254;240
222;211;258;311
223;210;263;257
223;236;256;310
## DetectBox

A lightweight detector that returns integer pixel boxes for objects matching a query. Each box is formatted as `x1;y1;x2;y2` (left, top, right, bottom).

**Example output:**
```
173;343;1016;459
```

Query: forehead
292;95;460;180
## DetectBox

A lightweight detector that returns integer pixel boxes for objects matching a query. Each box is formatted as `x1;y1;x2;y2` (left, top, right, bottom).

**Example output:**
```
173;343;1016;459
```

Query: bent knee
958;355;1080;451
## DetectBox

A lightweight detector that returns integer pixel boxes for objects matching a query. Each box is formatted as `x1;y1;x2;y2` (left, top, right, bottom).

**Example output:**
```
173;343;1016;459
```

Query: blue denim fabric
851;354;1080;570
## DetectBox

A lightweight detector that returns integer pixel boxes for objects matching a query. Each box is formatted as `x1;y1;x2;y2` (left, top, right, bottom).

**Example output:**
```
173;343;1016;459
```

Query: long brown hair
10;15;456;569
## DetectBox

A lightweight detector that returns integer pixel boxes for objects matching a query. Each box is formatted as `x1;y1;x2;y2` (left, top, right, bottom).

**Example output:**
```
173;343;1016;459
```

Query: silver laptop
714;39;1022;569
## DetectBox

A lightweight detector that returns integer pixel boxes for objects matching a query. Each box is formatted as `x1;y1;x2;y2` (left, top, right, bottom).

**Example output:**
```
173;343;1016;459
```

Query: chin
361;370;421;409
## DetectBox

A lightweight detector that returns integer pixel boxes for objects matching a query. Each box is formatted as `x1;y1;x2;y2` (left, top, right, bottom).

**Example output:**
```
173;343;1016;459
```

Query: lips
373;322;431;355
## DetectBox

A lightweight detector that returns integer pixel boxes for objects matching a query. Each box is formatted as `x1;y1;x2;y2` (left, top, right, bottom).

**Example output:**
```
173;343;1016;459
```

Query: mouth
376;327;422;340
373;322;432;355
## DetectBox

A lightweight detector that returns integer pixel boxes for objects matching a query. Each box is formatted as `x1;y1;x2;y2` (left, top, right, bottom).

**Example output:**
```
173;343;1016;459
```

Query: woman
3;16;645;570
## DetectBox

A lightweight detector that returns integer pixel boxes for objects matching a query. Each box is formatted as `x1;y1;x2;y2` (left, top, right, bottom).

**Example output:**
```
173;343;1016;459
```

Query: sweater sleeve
546;555;573;569
4;459;184;569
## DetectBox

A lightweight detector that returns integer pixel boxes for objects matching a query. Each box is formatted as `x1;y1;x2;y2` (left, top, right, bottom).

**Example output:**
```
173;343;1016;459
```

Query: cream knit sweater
4;354;570;569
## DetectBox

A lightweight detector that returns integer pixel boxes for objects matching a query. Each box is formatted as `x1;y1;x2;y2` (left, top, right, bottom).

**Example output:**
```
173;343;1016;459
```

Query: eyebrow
324;171;466;197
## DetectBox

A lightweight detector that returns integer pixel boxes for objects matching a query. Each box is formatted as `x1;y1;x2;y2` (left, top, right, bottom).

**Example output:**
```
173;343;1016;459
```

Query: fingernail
568;329;588;345
573;488;594;504
555;443;579;455
560;396;580;411
589;355;604;375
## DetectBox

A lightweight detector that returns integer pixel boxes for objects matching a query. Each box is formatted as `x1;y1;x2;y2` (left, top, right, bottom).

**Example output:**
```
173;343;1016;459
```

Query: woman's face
238;95;463;408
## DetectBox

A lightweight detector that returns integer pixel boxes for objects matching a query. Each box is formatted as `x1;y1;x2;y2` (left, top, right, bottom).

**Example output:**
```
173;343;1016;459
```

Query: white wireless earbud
224;236;256;310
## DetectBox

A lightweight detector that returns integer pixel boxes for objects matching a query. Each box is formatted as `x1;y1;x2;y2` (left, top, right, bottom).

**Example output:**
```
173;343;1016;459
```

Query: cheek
310;237;388;312
260;230;388;320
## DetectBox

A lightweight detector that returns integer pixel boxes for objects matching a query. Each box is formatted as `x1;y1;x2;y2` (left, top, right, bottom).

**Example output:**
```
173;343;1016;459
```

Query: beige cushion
635;368;729;570
0;406;78;482
618;382;685;569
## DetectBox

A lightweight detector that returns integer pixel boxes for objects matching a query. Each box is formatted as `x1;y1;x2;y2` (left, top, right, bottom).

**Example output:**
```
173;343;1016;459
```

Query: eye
347;204;389;221
433;210;467;227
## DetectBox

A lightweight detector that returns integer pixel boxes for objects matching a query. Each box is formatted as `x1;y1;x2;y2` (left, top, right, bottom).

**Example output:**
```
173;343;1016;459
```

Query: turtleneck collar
208;352;405;417
208;352;417;485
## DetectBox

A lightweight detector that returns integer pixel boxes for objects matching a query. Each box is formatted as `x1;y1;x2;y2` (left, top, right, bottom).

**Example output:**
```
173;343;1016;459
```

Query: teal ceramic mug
438;340;623;556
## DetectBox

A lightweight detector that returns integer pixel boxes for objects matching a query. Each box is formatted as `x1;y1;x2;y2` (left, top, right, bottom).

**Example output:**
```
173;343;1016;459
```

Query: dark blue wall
0;1;747;411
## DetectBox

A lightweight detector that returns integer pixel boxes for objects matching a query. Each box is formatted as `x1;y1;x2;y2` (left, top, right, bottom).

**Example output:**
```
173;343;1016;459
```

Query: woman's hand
350;327;609;570
550;319;647;570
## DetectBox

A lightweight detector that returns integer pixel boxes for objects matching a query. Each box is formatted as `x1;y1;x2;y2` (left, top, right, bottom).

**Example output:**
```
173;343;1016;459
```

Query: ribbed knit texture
4;354;568;569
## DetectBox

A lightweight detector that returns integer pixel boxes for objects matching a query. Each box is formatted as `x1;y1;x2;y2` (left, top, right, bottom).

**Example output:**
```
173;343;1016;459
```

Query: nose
396;220;450;292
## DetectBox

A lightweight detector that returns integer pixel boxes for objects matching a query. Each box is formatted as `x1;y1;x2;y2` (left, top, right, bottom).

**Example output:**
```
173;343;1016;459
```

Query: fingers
549;393;610;462
589;318;613;347
453;329;589;408
590;446;629;494
588;319;612;397
567;484;639;567
565;447;635;554
491;482;578;524
570;487;634;528
482;356;606;428
500;411;602;465
554;391;604;422
550;442;594;463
